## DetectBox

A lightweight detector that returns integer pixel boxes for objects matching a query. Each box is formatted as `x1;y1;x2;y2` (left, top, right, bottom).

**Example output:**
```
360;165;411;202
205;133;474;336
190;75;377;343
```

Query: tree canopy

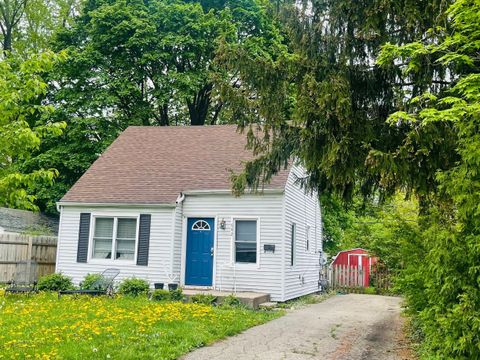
0;0;79;53
223;0;456;205
11;0;286;213
0;51;65;209
52;0;285;127
0;0;479;356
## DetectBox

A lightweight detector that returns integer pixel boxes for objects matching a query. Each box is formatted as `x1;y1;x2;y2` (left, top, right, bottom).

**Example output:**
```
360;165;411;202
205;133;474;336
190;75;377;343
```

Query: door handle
210;247;214;256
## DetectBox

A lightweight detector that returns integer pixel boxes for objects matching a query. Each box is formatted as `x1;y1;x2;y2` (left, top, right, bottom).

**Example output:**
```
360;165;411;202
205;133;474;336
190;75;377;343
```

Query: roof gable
61;125;290;205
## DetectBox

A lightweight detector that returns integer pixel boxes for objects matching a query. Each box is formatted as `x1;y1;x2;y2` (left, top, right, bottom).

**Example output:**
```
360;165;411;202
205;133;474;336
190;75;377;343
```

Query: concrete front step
182;289;270;309
258;301;278;310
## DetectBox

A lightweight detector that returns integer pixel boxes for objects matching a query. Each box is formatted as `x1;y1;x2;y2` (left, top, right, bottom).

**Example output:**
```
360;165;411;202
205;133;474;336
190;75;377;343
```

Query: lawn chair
58;268;120;298
5;260;39;295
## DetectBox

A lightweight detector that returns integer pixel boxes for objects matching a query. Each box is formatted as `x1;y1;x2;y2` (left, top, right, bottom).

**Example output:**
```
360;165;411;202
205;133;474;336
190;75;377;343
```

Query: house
331;248;378;287
0;207;59;235
55;125;322;302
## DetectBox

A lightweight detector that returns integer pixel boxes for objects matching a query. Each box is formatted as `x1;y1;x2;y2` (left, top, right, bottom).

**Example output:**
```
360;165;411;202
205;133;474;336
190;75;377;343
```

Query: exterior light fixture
219;218;226;230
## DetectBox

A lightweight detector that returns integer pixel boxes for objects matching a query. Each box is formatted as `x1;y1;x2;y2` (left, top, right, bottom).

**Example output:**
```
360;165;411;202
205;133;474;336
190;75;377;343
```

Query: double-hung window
92;217;137;261
235;220;257;264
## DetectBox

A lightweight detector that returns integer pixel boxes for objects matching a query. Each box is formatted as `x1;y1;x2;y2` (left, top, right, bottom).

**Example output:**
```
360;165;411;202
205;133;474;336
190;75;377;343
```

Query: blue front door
185;218;214;286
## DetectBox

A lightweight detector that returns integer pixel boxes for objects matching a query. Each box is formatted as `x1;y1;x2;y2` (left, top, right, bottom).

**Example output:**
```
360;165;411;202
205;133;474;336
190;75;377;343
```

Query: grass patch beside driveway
277;292;334;310
0;292;282;359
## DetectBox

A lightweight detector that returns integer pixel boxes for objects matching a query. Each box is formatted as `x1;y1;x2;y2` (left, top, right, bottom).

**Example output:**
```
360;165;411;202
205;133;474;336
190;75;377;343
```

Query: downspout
55;204;63;273
175;192;185;205
172;192;185;284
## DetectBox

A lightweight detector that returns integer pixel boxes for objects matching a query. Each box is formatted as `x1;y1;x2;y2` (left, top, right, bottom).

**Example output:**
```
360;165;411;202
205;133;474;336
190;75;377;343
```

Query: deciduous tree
0;51;65;209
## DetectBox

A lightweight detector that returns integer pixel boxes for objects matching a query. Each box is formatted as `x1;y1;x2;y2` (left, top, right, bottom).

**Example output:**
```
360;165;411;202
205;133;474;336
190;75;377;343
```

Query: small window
235;220;257;264
192;220;210;231
92;217;137;261
291;223;296;266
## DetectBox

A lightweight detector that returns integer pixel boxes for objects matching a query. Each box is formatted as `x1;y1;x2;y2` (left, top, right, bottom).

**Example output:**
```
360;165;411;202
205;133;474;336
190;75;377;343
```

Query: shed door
185;218;214;286
362;255;371;287
348;254;366;286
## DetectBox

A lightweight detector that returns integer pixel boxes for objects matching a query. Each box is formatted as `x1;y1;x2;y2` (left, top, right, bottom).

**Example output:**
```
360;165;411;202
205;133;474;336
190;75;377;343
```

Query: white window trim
290;222;296;268
231;216;260;269
87;214;140;265
191;219;211;231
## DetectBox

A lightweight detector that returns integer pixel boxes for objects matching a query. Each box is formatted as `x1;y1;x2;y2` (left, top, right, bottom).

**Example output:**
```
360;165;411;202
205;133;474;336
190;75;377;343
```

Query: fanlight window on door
192;220;210;231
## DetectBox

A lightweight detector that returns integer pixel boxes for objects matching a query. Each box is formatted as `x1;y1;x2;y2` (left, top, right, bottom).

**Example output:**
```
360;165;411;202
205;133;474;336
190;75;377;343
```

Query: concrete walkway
182;294;409;360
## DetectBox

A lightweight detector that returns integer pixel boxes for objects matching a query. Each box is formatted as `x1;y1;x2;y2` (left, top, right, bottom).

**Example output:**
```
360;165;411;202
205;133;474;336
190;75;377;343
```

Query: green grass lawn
0;291;282;359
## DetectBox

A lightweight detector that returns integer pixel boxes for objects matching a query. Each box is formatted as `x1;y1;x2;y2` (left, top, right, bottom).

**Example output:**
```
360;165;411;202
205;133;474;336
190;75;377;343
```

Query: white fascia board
182;188;284;196
56;201;176;209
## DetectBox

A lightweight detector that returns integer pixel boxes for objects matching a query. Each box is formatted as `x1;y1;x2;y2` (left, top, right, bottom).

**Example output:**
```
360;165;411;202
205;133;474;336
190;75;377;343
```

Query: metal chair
58;268;120;297
5;260;39;295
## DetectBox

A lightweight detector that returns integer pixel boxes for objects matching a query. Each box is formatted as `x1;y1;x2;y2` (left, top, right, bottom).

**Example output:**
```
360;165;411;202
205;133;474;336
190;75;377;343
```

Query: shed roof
61;125;290;205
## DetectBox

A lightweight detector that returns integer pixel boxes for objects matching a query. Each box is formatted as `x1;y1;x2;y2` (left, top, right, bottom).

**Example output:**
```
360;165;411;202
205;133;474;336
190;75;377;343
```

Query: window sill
87;259;137;266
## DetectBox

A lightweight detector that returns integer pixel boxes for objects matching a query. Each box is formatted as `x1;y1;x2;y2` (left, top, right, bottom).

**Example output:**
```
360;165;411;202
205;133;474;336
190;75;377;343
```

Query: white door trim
181;216;217;289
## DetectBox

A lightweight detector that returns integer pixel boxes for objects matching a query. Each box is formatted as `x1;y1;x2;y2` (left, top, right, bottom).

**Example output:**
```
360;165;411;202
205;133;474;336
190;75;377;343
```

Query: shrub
364;287;376;295
169;288;184;301
151;289;171;301
118;278;149;297
37;273;74;291
191;294;217;305
221;294;242;307
79;273;104;290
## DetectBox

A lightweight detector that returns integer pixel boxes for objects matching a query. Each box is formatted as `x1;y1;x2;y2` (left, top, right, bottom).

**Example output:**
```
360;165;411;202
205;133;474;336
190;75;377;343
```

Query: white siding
56;167;322;302
56;206;177;286
180;193;285;301
283;165;322;301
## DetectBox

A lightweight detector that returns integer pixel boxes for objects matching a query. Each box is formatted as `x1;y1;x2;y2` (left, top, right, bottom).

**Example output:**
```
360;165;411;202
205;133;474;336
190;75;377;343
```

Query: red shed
331;248;378;287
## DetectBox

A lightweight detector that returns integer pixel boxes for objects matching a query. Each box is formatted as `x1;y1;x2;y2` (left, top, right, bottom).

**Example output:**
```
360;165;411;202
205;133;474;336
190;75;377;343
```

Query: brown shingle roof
61;125;290;205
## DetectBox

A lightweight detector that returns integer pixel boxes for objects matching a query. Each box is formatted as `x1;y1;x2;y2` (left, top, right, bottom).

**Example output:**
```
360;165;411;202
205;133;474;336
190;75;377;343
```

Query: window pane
235;220;256;242
235;242;257;263
117;218;136;239
94;218;113;238
93;238;112;259
116;239;135;260
92;218;113;259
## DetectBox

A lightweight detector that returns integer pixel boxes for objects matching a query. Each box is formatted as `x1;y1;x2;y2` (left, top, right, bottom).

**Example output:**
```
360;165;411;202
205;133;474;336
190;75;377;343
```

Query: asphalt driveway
182;294;411;360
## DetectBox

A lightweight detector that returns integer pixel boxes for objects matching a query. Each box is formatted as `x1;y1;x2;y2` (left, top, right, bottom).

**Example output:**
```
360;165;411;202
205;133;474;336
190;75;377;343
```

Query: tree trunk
0;0;29;53
187;83;213;126
3;26;11;51
210;101;223;125
159;103;169;126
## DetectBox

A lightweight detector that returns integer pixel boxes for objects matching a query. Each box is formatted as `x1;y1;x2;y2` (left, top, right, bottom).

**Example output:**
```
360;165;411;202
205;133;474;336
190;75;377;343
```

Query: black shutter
76;213;91;263
137;214;151;266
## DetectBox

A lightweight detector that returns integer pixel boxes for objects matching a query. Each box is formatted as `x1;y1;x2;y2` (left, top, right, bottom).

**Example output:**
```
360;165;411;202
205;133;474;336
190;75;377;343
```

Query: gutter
56;201;176;209
182;188;284;196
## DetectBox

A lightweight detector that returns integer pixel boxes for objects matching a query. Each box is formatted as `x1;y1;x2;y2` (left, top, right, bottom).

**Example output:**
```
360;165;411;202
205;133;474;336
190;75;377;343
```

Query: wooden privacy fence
0;234;57;283
328;264;391;293
369;264;392;292
329;265;366;290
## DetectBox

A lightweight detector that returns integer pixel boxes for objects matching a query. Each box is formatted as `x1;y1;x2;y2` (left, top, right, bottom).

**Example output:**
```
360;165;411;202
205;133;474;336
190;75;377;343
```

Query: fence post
27;236;33;283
